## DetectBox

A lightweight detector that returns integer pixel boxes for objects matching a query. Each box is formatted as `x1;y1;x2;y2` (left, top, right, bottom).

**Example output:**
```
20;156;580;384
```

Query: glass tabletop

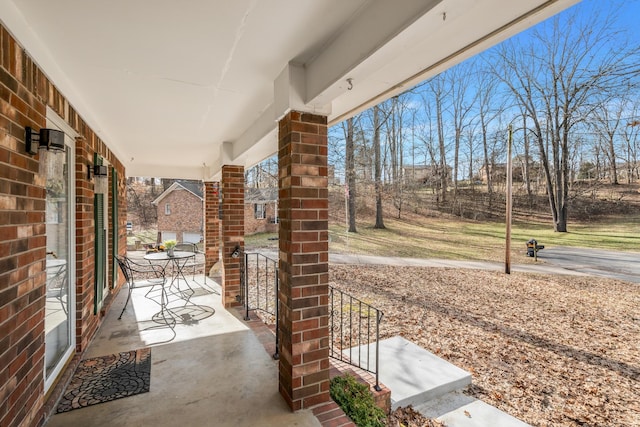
143;251;194;261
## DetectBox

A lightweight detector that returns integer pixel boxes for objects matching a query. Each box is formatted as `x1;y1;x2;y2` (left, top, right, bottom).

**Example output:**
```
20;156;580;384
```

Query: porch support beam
305;0;442;106
277;111;330;410
221;165;244;307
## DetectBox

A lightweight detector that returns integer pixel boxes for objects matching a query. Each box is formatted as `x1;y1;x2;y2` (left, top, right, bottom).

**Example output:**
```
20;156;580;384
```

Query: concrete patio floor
45;276;321;427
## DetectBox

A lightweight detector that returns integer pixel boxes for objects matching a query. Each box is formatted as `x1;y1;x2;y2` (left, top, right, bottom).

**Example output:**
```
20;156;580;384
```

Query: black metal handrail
242;252;279;358
329;286;383;391
242;251;383;389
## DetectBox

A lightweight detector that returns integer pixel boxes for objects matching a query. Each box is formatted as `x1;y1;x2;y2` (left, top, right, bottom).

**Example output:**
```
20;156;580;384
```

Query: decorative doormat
56;348;151;413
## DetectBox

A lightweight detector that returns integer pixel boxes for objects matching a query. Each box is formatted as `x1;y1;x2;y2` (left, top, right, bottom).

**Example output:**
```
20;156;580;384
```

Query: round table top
143;251;194;261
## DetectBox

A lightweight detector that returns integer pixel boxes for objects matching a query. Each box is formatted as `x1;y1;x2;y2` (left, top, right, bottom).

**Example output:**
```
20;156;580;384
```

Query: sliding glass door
44;115;75;391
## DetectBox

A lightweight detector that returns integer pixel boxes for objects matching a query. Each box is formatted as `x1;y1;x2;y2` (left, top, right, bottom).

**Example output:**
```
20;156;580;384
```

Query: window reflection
44;146;71;379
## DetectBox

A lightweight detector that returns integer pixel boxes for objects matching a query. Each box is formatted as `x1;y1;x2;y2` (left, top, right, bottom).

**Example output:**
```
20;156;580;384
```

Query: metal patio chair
174;242;203;280
115;255;166;319
173;242;219;296
46;257;68;314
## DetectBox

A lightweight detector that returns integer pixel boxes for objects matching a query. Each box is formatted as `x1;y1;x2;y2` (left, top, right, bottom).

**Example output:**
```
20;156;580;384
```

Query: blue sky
574;0;640;33
516;0;640;48
324;0;640;177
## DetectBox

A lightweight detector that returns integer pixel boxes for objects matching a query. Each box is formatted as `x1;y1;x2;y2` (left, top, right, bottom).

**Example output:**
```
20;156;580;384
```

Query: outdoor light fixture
87;163;109;195
231;245;241;259
25;126;65;178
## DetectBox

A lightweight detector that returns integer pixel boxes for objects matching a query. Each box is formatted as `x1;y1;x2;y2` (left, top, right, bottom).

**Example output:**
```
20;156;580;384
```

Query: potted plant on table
163;239;177;257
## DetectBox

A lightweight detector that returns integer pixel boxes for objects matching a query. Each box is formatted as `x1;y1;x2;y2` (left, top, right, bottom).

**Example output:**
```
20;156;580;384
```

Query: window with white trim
254;203;265;219
165;203;171;215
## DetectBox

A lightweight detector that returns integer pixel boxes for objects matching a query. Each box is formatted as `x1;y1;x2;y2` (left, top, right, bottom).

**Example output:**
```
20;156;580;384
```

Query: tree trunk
453;127;460;200
397;105;404;219
436;97;447;203
373;106;385;229
481;121;492;211
522;114;532;207
345;117;357;233
607;135;619;184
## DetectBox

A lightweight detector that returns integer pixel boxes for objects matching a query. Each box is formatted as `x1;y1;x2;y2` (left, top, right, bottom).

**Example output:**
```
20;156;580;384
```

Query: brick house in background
478;162;525;184
402;164;453;186
245;187;278;235
152;181;204;243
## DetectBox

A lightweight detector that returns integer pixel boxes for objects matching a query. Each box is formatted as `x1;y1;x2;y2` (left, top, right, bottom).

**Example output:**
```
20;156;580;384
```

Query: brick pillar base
204;181;220;274
278;111;330;410
221;166;244;307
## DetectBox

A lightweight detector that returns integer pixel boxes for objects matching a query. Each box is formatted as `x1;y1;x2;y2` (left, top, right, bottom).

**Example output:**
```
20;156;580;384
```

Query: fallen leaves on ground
330;265;640;427
386;406;445;427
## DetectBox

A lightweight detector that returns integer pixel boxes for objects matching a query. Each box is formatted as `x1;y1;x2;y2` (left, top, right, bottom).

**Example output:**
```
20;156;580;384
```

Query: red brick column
74;137;99;351
0;37;48;425
221;166;244;307
277;111;330;410
204;181;220;274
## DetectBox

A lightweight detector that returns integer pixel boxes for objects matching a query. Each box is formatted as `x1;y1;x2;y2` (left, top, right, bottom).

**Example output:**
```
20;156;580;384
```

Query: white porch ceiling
1;0;580;179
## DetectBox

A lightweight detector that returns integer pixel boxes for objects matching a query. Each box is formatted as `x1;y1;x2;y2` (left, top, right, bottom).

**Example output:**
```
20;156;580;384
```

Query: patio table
144;251;196;302
143;251;214;326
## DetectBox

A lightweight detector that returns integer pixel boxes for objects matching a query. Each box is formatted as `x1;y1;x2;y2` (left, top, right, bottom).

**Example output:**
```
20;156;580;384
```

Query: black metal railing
242;252;279;358
329;286;383;391
242;251;383;389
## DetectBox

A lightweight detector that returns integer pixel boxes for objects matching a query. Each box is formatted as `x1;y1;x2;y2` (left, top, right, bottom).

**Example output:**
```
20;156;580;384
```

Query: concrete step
415;391;532;427
346;336;530;426
345;336;472;409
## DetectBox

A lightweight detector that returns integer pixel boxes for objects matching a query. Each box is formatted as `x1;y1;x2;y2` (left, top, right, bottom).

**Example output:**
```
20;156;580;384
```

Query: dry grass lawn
330;265;640;427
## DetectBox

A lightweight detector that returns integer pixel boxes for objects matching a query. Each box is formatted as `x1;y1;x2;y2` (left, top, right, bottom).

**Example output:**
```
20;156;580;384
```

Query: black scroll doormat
57;348;151;413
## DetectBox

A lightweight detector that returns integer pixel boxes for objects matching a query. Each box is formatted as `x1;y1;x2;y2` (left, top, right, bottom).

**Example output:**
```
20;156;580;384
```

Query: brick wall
0;24;126;427
74;138;99;350
204;182;219;273
156;188;203;242
221;165;244;307
244;201;278;235
277;111;330;410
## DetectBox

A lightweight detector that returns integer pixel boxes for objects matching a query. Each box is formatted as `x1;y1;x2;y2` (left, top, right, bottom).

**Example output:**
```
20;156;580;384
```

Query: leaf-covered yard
329;265;640;427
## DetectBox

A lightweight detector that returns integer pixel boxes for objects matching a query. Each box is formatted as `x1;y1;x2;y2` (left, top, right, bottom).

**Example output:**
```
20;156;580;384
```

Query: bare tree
245;157;278;188
447;62;478;199
464;121;480;188
418;75;451;203
372;105;386;229
623;107;640;183
434;79;448;203
589;96;640;185
387;95;412;218
127;181;159;227
520;111;533;201
343;117;357;232
474;68;502;204
493;4;639;231
415;94;439;192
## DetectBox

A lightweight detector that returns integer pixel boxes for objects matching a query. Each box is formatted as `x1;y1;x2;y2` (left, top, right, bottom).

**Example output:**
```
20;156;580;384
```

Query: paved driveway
251;247;640;283
539;246;640;284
